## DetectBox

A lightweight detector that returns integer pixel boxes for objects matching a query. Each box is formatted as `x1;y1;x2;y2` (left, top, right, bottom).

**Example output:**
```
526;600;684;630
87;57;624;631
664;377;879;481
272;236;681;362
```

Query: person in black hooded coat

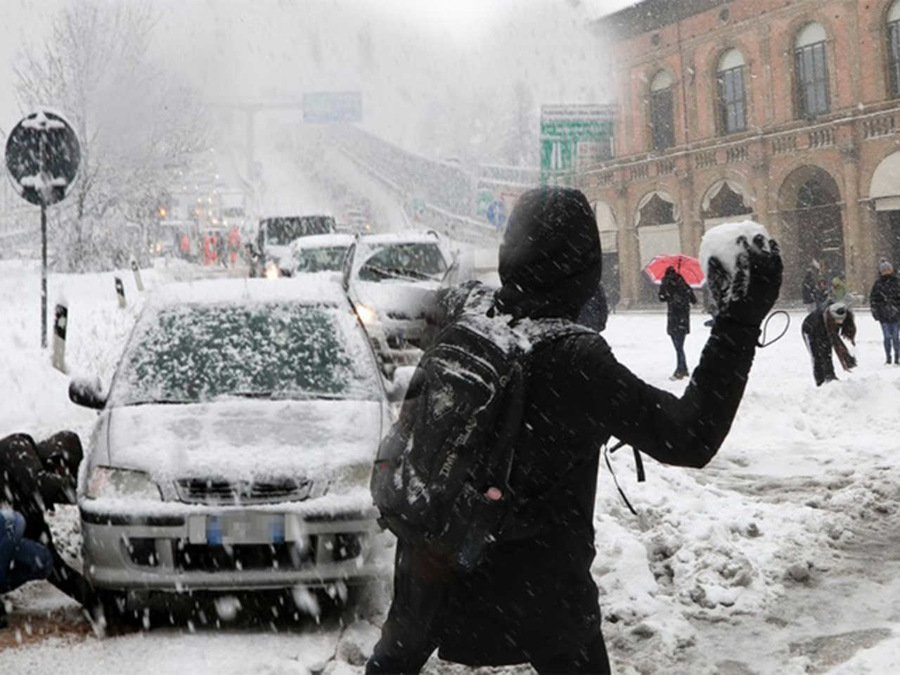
658;266;697;379
367;186;782;674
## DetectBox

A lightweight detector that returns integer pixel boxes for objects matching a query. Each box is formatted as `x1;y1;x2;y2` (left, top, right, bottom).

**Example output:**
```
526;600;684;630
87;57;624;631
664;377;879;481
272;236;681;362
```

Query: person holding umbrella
659;265;698;380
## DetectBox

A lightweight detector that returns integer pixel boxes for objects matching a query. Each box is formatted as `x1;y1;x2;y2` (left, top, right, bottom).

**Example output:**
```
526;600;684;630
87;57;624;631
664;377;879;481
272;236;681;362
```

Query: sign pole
41;204;48;348
5;109;81;350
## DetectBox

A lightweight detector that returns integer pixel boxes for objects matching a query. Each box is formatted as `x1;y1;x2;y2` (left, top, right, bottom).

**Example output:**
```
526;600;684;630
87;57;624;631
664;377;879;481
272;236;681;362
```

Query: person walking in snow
367;186;783;675
869;259;900;365
658;265;697;380
801;302;857;386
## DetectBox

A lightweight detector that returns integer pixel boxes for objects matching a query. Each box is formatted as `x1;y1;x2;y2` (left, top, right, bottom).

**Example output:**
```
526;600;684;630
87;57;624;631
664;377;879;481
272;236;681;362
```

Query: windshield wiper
361;265;436;281
225;391;346;401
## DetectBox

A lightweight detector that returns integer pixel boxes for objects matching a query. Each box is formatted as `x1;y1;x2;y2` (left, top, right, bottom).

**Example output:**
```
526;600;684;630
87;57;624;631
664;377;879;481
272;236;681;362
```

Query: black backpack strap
604;442;644;517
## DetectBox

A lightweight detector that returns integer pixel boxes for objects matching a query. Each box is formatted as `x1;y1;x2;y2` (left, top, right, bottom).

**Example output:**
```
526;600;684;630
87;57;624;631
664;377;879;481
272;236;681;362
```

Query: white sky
0;0;640;154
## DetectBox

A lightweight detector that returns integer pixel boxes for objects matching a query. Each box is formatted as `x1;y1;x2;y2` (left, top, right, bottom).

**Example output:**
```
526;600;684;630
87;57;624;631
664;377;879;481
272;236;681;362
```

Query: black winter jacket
438;316;759;665
659;272;697;335
870;274;900;324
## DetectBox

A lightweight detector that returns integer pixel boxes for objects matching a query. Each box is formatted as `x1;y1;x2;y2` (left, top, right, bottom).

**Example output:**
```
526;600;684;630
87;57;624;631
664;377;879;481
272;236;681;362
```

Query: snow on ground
2;259;900;673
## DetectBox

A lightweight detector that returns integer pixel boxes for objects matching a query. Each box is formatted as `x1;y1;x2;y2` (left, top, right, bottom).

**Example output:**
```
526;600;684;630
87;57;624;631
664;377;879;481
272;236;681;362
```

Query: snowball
699;220;772;278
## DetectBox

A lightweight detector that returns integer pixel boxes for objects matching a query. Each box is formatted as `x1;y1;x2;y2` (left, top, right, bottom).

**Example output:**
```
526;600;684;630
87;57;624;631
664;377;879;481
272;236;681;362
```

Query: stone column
615;184;639;307
840;146;868;297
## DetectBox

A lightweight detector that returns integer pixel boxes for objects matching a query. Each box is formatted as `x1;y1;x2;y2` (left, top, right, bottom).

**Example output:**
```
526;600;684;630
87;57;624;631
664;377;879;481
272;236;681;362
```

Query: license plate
204;514;286;545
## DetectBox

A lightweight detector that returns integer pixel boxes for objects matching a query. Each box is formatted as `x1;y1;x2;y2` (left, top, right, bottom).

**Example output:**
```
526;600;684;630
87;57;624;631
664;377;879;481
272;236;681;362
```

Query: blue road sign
487;200;507;230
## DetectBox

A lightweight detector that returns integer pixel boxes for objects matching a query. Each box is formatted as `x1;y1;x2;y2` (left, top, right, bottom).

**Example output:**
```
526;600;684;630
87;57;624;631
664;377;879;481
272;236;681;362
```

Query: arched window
794;23;830;117
888;1;900;97
717;49;747;134
649;71;675;152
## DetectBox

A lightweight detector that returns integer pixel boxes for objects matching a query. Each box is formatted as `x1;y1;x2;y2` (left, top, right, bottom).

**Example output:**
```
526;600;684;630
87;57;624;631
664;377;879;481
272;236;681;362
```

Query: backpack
370;288;592;572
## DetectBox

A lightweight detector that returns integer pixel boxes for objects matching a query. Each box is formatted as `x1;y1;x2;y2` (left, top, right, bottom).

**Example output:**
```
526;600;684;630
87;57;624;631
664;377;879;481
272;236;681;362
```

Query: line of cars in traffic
64;218;461;628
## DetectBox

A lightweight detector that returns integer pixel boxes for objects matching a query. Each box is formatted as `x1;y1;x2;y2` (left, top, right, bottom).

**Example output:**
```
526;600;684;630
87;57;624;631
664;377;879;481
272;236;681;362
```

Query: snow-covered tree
14;0;209;271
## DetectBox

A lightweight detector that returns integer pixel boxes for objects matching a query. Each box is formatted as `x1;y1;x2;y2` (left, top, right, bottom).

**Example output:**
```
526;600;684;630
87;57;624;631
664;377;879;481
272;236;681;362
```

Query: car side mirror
69;376;106;410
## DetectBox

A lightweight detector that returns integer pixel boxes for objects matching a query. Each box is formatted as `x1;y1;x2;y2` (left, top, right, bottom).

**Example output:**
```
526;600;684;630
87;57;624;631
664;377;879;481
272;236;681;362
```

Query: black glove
707;234;782;327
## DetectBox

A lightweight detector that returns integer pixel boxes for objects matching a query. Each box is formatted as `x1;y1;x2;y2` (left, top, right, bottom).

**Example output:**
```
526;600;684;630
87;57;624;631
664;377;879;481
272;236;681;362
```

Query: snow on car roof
291;233;355;249
149;275;350;307
357;231;441;246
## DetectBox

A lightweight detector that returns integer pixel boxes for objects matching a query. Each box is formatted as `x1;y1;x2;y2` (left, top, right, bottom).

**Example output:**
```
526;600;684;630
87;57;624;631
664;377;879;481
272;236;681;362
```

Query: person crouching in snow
0;432;89;615
0;510;53;628
801;302;857;386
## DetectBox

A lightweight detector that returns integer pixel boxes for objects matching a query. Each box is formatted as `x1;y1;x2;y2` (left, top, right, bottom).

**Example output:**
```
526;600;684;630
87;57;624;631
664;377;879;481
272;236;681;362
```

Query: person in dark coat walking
869;259;900;364
801;302;857;385
367;186;782;674
658;266;697;379
0;432;88;612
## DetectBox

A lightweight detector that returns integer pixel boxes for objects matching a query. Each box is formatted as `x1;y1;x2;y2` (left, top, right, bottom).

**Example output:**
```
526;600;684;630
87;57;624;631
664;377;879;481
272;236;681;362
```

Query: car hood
354;279;439;316
266;244;291;264
105;399;383;485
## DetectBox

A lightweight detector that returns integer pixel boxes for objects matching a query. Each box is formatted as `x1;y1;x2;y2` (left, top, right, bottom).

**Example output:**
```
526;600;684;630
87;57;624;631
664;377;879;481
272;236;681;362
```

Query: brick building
581;0;900;305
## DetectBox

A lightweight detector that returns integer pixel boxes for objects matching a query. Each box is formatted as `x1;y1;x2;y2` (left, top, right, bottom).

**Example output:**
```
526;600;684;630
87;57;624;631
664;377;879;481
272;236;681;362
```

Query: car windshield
358;243;447;282
111;303;379;405
294;246;350;273
263;217;335;246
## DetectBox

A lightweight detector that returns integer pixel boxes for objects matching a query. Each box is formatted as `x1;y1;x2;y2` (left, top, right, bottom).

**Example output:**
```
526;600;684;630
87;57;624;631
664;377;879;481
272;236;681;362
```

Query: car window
294;246;350;273
263;217;335;246
358;243;447;282
111;303;380;405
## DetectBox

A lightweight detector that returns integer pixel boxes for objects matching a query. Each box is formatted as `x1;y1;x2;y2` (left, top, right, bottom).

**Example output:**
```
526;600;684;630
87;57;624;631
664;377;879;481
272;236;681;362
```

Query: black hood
496;186;602;320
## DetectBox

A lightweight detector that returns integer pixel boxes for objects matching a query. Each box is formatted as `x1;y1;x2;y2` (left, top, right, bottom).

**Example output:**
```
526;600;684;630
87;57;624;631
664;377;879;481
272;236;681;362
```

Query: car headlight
355;303;379;326
264;260;281;279
86;467;162;501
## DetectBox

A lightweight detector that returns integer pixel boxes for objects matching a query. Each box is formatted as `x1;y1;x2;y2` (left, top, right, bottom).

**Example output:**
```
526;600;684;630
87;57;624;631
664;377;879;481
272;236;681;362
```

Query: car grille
175;478;311;505
172;539;318;571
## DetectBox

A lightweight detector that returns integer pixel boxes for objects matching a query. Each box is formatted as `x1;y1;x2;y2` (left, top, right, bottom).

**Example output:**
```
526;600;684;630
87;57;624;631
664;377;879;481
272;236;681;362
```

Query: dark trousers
802;327;836;386
670;331;688;373
0;510;52;593
367;542;447;674
881;322;900;361
367;542;612;675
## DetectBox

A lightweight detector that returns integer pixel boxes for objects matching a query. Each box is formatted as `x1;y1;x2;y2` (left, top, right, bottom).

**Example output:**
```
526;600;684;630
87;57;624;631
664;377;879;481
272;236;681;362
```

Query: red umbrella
644;254;705;289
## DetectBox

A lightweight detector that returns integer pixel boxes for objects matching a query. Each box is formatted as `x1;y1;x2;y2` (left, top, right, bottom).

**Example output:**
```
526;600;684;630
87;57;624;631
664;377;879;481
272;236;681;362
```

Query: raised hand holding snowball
701;222;783;328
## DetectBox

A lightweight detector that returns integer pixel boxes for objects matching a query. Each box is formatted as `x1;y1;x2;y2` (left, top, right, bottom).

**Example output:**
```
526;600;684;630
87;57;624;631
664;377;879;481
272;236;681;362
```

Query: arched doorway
777;166;844;299
701;179;753;230
635;191;681;303
869;151;900;268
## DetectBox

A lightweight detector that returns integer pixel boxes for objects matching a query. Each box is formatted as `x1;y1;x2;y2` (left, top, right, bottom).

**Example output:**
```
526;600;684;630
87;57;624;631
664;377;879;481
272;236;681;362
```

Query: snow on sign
5;109;81;207
302;91;363;123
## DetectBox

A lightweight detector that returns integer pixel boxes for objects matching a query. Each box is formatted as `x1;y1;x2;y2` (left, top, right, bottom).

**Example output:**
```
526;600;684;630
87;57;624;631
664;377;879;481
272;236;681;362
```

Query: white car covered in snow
278;233;355;277
68;277;392;622
342;231;451;370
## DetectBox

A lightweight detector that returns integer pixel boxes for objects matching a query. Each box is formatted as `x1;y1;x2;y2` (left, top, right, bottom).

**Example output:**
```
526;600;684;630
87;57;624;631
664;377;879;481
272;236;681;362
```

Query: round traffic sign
486;199;507;230
5;109;81;207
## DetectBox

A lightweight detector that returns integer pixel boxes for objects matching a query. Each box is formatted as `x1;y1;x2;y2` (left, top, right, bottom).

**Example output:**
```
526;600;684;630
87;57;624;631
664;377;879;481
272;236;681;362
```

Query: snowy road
1;259;900;674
